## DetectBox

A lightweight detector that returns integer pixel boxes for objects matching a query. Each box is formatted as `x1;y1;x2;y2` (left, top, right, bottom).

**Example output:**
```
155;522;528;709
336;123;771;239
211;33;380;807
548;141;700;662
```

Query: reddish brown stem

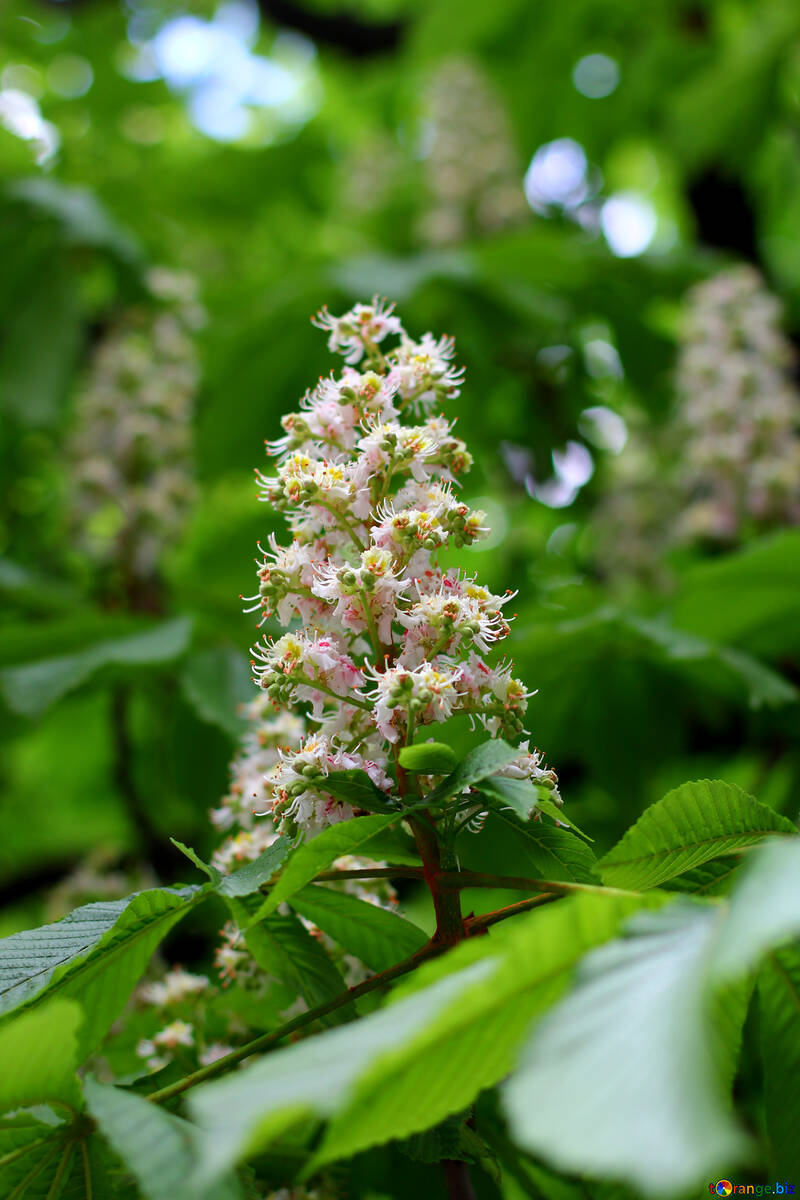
408;813;465;947
442;1158;478;1200
465;894;560;934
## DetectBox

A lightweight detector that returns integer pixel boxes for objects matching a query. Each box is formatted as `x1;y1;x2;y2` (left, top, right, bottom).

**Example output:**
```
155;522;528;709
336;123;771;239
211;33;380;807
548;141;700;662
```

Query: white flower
388;333;465;411
312;297;403;364
365;662;463;743
138;967;208;1007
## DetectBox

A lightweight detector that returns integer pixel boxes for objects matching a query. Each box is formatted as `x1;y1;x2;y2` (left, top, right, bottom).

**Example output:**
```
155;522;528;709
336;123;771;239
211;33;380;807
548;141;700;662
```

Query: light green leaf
1;618;193;718
758;946;800;1179
399;743;459;774
503;902;747;1196
289;885;428;972
0;887;204;1055
0;1001;82;1112
424;739;519;807
190;891;646;1183
84;1078;243;1200
249;814;400;922
712;838;800;980
597;779;796;890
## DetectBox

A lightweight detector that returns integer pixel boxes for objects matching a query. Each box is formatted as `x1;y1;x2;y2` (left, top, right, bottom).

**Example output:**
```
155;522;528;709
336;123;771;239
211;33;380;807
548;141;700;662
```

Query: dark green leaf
758;946;800;1179
317;770;395;814
289;885;427;972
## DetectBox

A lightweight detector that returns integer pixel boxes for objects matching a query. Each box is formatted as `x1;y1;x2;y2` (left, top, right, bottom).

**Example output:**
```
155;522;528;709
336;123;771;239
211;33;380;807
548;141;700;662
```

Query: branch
465;894;560;934
147;940;444;1105
314;866;424;882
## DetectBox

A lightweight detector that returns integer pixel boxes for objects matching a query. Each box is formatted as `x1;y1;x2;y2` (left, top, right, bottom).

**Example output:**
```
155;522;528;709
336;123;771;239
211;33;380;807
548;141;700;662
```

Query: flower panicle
239;298;559;838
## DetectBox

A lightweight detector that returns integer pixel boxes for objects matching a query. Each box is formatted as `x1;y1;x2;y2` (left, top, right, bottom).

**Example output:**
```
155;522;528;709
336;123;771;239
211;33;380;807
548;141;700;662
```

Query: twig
465;894;560;934
147;941;444;1105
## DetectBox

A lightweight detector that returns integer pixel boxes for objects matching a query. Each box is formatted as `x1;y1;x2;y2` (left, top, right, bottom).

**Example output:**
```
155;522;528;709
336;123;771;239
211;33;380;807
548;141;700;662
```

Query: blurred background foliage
1;0;799;943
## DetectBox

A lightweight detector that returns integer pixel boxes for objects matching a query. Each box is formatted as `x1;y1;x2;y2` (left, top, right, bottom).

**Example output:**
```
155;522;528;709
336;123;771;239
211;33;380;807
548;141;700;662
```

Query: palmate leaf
289;884;428;972
84;1078;243;1200
758;946;800;1179
189;891;647;1184
249;814;401;922
0;886;204;1056
502;902;747;1197
597;779;796;891
0;1112;134;1200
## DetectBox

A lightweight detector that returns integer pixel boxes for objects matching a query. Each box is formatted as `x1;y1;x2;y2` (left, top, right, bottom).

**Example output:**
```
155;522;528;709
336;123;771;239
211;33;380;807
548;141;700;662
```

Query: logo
709;1184;795;1196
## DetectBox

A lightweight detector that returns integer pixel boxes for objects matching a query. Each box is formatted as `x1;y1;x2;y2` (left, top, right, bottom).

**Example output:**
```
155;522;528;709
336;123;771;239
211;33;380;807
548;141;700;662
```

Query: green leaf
711;838;800;980
492;812;598;884
217;840;290;898
758;946;800;1179
249;814;400;922
289;885;428;972
316;770;395;814
597;779;796;891
9;179;142;261
171;838;290;898
536;798;592;840
189;891;647;1183
0;887;204;1055
179;649;254;740
502;902;748;1196
423;739;519;807
398;743;459;774
478;775;540;821
0;260;81;427
1;618;193;718
626;615;798;710
229;899;352;1026
0;1001;82;1112
84;1078;243;1200
0;1112;129;1199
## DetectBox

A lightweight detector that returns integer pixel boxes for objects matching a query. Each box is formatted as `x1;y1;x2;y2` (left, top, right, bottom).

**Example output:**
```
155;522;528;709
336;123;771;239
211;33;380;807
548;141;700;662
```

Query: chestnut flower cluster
419;58;528;247
68;268;204;583
210;697;399;993
676;265;800;540
243;297;559;840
